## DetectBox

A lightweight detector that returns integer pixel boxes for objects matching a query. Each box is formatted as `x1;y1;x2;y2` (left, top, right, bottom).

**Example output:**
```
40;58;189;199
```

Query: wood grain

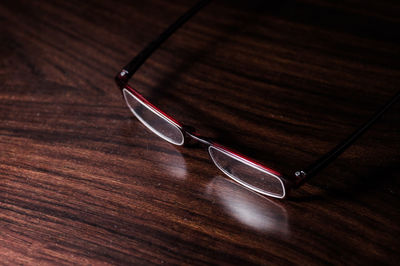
0;0;399;264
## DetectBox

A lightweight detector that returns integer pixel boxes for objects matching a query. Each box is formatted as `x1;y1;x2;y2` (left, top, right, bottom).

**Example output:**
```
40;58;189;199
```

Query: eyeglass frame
115;0;400;199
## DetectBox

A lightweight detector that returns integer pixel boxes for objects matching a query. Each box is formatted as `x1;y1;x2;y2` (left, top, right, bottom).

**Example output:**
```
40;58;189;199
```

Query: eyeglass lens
208;146;285;198
123;89;184;145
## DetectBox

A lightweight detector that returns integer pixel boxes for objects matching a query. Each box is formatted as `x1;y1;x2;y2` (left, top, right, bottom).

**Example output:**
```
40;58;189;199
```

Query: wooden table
1;0;399;264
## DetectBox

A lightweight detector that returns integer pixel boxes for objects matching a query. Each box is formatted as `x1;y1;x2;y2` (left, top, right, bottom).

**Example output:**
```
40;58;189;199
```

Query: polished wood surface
1;0;399;264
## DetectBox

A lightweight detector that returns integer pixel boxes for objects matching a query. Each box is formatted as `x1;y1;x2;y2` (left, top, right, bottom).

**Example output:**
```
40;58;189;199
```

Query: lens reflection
149;141;188;180
206;176;289;235
123;89;184;145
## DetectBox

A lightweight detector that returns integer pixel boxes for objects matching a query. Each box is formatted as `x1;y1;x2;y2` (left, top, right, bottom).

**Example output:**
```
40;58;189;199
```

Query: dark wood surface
1;0;399;264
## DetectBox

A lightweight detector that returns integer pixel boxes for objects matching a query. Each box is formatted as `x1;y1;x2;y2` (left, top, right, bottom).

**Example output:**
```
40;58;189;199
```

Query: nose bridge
184;129;213;147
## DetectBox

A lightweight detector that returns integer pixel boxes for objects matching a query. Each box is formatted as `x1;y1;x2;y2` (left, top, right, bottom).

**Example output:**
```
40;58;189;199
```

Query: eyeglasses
115;0;400;199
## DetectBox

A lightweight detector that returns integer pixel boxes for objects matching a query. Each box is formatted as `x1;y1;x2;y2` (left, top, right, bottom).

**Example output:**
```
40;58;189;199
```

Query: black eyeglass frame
115;0;400;199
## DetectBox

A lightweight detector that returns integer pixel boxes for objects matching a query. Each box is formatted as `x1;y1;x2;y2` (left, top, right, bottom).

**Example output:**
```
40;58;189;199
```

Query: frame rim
122;88;185;146
208;145;287;199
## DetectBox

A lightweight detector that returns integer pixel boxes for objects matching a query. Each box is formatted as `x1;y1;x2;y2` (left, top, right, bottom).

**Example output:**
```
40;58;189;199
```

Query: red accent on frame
123;84;183;128
211;143;283;177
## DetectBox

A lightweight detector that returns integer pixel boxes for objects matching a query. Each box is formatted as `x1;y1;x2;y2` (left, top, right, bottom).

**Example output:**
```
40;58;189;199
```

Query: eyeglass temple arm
294;90;400;187
115;0;211;87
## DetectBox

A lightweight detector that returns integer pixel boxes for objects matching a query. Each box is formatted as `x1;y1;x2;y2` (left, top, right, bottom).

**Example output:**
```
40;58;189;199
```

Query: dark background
0;0;399;264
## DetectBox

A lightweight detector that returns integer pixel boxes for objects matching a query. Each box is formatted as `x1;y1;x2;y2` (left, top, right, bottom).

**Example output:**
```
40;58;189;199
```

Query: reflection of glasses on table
115;0;400;199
